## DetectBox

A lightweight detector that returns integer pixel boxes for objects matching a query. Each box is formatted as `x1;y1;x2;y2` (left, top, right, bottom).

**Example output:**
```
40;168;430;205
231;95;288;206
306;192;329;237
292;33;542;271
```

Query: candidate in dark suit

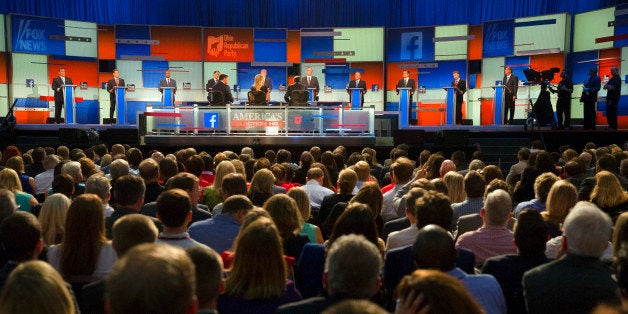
212;74;234;106
260;68;272;101
603;66;621;130
502;66;518;124
106;69;125;120
51;68;73;123
205;70;220;102
396;70;416;124
580;68;601;130
550;70;574;130
158;70;177;102
452;70;467;124
346;72;367;107
284;76;306;105
303;67;320;101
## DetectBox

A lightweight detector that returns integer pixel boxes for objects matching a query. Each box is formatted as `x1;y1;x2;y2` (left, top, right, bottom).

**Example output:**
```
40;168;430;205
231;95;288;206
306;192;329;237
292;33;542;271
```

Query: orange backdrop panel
598;48;621;80
287;30;301;64
350;62;383;89
386;62;418;91
529;53;565;84
468;25;483;60
0;53;7;84
98;25;116;60
48;57;99;87
204;28;254;62
151;26;202;61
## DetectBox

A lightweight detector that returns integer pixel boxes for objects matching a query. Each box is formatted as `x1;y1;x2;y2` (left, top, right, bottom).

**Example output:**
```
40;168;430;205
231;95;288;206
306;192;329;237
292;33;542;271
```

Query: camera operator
549;71;573;130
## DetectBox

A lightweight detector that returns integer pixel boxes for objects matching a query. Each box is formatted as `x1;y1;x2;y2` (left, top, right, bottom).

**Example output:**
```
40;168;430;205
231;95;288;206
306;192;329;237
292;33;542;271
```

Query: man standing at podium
347;72;367;107
260;69;272;101
159;70;177;102
106;69;125;120
452;70;467;125
51;68;73;124
303;67;320;101
206;70;220;102
396;70;415;124
502;66;518;125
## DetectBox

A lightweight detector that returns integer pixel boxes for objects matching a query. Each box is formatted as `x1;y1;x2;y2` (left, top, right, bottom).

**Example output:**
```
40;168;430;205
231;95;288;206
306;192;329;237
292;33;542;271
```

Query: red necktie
308;77;311;85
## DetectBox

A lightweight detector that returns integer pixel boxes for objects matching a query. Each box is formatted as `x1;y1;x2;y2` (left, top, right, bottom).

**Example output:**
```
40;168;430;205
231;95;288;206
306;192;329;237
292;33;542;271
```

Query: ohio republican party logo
206;34;249;58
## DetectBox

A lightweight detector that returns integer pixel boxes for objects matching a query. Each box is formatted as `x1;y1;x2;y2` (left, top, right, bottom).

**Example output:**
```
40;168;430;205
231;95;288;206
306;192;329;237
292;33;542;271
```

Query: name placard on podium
115;86;128;125
492;85;504;125
398;87;412;128
63;85;77;124
161;87;175;107
348;88;363;109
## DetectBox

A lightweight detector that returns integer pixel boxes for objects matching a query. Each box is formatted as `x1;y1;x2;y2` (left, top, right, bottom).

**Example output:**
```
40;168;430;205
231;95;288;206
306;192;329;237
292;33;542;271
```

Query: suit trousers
503;94;515;124
54;101;63;121
556;97;571;128
583;101;597;130
606;98;618;129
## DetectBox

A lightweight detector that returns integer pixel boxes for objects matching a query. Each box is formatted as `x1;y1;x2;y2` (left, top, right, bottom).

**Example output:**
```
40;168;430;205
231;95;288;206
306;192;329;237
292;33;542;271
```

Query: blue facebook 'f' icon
204;112;219;129
400;32;422;60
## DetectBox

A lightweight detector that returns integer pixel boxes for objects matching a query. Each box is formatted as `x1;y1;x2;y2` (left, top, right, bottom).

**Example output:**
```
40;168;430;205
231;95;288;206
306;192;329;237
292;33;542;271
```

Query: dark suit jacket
396;78;416;103
453;78;467;95
206;78;219;92
346;79;367;106
51;76;73;103
303;76;320;98
317;193;354;227
141;202;212;225
158;78;177;93
212;81;234;105
81;279;105;314
106;77;126;103
502;74;518;96
523;254;619;314
264;77;273;91
106;207;162;239
277;296;343;314
382;217;411;242
284;83;306;103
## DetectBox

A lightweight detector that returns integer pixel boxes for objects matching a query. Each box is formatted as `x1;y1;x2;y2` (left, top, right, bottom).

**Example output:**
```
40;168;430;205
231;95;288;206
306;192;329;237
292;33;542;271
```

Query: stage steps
468;137;531;174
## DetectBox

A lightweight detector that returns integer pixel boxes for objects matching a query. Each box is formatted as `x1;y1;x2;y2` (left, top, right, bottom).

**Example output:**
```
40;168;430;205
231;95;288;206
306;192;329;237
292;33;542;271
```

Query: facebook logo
400;32;422;60
204;112;219;129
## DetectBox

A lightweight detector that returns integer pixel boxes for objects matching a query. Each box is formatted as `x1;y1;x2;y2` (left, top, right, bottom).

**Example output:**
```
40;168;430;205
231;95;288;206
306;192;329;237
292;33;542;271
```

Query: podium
307;88;316;102
398;87;412;128
115;86;128;125
443;87;457;125
348;88;363;108
161;87;175;107
492;85;504;125
63;85;77;124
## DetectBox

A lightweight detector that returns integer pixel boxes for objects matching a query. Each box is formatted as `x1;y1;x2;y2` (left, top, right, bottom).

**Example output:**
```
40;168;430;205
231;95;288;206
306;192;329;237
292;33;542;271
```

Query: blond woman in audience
38;193;71;247
541;180;578;238
0;168;38;212
590;170;628;223
288;187;324;244
443;171;465;203
202;160;236;209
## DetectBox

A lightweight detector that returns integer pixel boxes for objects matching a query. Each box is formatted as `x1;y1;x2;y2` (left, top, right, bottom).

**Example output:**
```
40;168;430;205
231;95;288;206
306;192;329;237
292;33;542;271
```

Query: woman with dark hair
293;151;314;185
0;145;21;166
327;202;385;255
513;150;557;204
311;162;336;193
320;151;338;185
218;218;302;313
47;194;116;284
248;169;275;207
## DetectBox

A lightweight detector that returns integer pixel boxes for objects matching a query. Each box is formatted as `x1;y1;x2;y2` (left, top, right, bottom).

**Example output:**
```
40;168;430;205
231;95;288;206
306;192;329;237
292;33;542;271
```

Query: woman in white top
47;194;116;283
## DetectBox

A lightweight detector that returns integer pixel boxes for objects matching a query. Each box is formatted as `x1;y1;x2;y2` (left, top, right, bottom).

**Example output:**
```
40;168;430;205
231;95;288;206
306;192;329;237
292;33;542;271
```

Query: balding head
412;225;456;271
482;189;512;226
439;160;456;177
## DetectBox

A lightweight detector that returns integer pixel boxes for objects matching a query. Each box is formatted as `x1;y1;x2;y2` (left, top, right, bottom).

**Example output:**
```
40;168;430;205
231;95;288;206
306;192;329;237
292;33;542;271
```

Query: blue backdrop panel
324;64;352;89
11;15;64;55
568;51;599;84
615;4;628;47
75;100;99;124
237;63;288;89
505;56;530;84
142;60;169;88
419;60;467;89
483;19;515;57
254;29;287;62
300;29;334;62
115;25;151;59
387;27;435;62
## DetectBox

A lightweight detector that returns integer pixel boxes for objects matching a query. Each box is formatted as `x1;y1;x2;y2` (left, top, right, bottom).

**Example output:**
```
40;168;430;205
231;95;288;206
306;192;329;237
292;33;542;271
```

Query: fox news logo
400;32;422;60
15;20;47;52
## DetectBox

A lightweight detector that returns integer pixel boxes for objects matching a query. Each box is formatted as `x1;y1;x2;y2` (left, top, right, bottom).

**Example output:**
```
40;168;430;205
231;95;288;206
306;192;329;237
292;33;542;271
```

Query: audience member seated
506;147;530;188
264;194;310;262
80;213;158;313
185;245;224;314
6;156;35;195
61;161;85;198
453;179;511;240
456;189;517;267
248;168;275;207
211;172;248;216
541;180;578;238
0;261;76;314
513;150;557;204
579;154;628;201
513;172;559;217
38;193;71;247
51;173;75;199
147;172;211;223
413;224;506;313
138;158;164;204
217;218;302;313
301;167;334;211
385;187;425;252
523;202;620;314
444;171;466;204
85;175;114;217
564;159;587;190
386;179;436;241
395;269;484;314
34;154;59;202
382;157;415;222
0;212;43;291
589;170;628;223
451;170;486;230
482;209;550;314
106;175;161;239
318;168;357;234
188;195;254;253
155;189;207;249
202;161;236;210
278;234;383;314
106;243;197;314
288;187;324;244
0;168;38;212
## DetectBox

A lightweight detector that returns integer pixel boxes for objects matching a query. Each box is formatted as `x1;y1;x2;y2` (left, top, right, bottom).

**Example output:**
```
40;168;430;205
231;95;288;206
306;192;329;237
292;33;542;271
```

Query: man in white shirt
382;157;415;222
300;167;334;210
34;155;59;200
